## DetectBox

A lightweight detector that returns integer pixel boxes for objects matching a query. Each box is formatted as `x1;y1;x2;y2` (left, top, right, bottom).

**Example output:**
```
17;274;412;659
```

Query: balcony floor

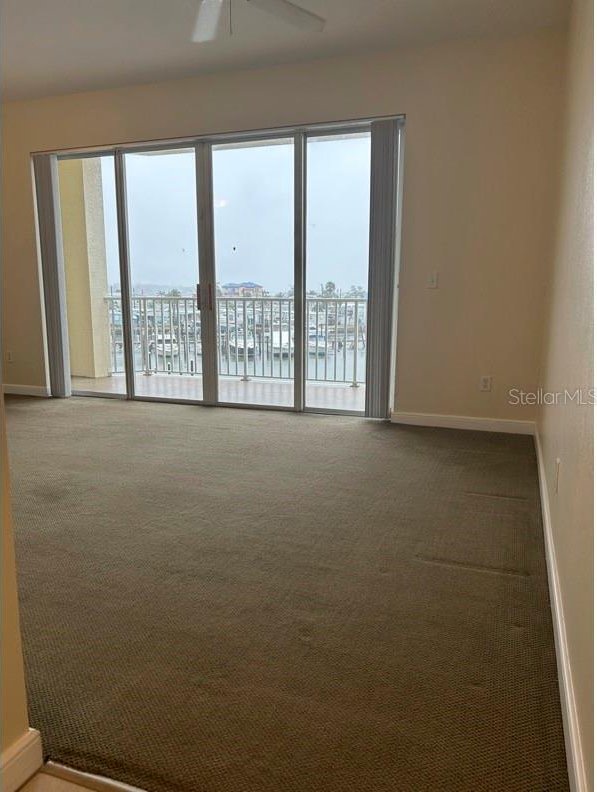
71;373;366;412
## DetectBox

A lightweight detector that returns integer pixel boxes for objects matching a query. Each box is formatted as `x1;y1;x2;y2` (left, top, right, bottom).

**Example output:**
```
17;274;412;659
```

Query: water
107;296;368;384
111;341;367;384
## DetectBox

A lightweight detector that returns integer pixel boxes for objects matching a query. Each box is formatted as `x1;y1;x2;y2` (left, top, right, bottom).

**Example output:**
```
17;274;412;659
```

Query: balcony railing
106;296;367;386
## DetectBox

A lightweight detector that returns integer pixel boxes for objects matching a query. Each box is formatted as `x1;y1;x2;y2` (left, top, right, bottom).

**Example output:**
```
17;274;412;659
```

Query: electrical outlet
427;272;439;289
479;375;492;392
555;458;561;494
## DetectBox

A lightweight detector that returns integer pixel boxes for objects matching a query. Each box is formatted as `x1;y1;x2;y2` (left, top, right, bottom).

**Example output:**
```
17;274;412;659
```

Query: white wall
538;0;593;787
1;28;566;420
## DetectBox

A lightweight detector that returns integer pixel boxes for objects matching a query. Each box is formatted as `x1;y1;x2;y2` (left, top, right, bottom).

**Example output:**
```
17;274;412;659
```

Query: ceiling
1;0;570;101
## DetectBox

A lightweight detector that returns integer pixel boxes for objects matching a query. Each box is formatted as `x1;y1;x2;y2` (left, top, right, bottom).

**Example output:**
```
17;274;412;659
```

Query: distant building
220;281;265;297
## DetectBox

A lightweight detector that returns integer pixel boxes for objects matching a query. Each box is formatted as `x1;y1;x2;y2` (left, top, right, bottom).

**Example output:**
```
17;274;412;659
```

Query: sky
101;135;371;295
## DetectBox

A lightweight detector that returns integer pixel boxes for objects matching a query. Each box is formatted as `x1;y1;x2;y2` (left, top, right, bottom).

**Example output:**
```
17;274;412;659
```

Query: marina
74;294;368;410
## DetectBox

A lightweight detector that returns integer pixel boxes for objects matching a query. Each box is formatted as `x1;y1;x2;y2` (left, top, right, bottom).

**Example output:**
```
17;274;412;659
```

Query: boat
150;332;179;357
228;330;256;357
271;329;293;357
308;331;332;356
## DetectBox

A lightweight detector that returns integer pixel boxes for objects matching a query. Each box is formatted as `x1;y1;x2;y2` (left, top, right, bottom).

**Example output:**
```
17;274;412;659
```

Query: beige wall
1;398;30;753
1;28;566;419
538;0;593;785
0;14;592;784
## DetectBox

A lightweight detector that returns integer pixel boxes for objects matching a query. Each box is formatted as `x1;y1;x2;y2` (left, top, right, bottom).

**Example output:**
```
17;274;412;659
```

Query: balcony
71;295;367;411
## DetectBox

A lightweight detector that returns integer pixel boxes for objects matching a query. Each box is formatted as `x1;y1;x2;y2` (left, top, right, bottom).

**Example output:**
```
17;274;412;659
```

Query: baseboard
2;384;51;397
534;429;588;792
390;411;535;435
44;761;147;791
0;728;43;792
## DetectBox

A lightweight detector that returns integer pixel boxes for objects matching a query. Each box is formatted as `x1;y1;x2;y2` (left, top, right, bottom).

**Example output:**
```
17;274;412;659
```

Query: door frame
34;115;404;418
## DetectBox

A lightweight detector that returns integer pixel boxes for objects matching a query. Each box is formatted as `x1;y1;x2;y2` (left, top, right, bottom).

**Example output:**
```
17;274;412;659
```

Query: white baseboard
2;384;51;397
534;429;588;792
0;728;43;792
390;411;535;435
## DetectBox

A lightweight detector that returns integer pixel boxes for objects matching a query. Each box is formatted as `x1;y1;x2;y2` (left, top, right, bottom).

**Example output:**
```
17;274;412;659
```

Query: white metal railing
105;295;367;385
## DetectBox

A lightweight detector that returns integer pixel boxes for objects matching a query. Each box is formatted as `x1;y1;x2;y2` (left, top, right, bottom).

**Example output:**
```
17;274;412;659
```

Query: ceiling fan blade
192;0;226;42
246;0;325;32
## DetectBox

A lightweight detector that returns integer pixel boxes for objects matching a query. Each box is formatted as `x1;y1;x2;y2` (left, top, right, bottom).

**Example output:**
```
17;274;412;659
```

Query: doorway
36;118;402;418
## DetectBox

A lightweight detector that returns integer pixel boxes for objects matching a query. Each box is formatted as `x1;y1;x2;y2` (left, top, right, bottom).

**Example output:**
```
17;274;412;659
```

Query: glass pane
58;155;126;395
124;148;203;401
212;139;294;407
305;133;370;412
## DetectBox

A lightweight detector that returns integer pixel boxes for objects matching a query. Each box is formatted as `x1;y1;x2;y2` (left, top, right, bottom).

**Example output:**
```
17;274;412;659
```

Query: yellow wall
538;0;593;784
1;28;566;419
1;398;30;752
59;159;111;379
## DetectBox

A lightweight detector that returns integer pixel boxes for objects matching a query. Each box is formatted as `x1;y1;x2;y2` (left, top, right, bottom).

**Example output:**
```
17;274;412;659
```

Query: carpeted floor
6;396;568;792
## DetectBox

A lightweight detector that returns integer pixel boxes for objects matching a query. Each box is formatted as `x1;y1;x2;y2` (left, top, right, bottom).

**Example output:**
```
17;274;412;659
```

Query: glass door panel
212;139;294;407
58;154;126;396
123;148;203;401
305;132;371;413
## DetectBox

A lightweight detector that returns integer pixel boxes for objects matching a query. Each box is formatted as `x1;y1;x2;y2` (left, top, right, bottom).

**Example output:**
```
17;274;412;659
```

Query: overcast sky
102;135;370;294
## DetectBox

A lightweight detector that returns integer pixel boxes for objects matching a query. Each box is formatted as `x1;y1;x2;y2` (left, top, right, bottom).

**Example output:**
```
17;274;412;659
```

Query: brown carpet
6;396;568;791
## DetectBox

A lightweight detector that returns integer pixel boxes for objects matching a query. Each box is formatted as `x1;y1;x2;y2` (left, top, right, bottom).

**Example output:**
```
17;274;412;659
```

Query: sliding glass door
305;132;371;413
45;119;401;416
212;139;295;407
122;148;204;402
57;154;125;396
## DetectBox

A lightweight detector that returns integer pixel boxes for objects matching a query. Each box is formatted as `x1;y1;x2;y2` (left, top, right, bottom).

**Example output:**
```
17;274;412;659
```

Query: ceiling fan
192;0;326;42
